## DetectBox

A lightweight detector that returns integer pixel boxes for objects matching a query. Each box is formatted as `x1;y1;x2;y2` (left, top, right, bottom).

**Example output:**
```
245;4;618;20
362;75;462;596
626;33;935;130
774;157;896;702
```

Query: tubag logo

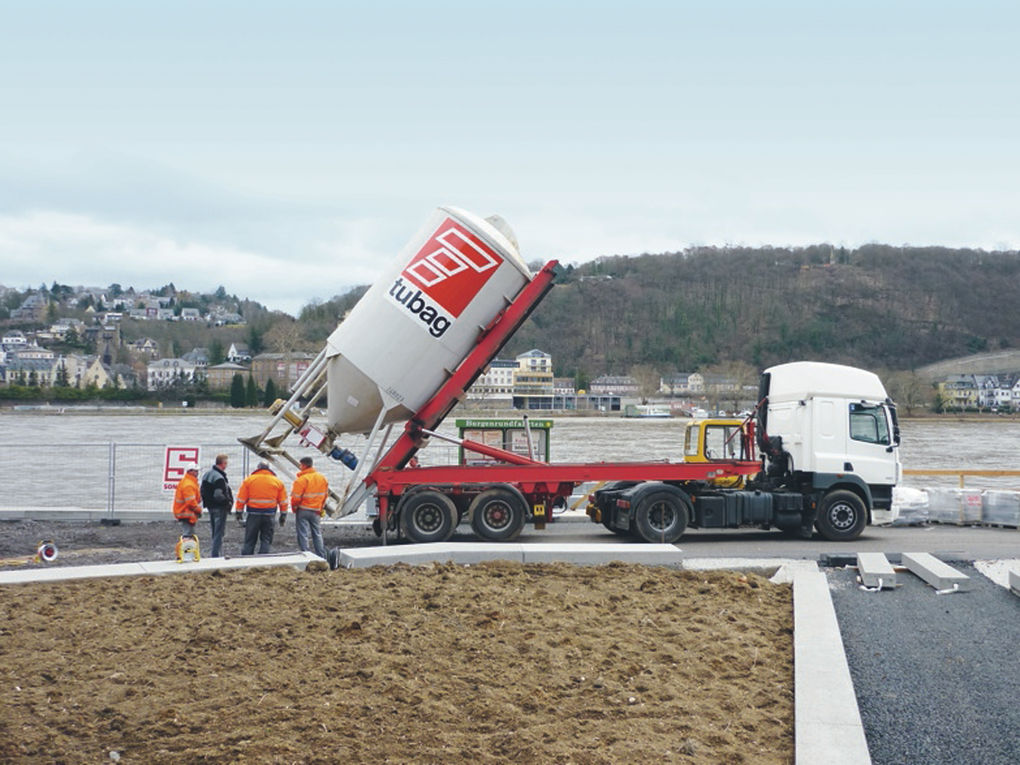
387;218;501;338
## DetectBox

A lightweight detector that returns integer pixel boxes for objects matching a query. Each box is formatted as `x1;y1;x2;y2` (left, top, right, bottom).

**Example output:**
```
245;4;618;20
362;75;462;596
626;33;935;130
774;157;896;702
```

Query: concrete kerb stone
793;568;872;764
0;552;323;585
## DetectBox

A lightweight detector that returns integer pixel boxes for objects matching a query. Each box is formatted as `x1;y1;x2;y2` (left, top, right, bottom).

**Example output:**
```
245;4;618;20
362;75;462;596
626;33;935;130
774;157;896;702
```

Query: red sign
163;446;200;492
402;218;500;318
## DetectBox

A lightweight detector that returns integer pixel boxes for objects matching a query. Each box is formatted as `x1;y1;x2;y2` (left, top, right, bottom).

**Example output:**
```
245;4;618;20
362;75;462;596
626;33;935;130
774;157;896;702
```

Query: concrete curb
0;543;868;764
0;551;323;584
794;569;872;764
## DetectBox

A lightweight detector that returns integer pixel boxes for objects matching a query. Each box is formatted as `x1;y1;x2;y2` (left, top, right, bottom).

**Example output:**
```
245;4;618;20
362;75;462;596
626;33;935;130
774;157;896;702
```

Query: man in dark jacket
201;454;234;557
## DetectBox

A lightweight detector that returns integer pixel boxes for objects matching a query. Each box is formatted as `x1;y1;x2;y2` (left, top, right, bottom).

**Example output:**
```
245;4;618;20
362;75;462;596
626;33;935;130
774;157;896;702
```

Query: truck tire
815;490;867;541
398;491;457;543
633;490;689;544
469;487;526;541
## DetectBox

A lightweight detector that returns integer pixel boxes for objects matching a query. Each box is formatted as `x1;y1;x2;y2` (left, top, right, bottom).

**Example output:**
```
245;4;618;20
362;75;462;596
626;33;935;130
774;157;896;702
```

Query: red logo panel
401;218;500;318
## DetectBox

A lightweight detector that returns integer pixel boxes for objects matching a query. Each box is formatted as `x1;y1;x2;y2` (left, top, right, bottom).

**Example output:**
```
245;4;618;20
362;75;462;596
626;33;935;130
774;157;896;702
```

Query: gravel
827;562;1020;765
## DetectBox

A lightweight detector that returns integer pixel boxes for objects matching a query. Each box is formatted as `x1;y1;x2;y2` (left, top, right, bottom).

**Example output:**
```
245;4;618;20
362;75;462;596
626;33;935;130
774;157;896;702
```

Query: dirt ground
0;521;793;764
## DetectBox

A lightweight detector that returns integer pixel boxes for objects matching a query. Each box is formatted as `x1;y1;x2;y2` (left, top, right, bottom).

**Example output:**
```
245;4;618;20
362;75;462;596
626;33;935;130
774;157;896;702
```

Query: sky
2;0;1019;316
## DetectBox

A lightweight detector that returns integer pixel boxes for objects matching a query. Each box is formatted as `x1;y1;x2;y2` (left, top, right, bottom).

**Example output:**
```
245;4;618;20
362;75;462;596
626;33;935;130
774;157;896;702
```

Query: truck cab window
705;425;740;459
849;403;890;445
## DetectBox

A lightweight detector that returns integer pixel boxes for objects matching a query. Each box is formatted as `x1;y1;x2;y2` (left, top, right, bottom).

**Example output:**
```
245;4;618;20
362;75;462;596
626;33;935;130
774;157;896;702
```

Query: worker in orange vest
172;462;202;538
235;461;288;554
291;456;329;558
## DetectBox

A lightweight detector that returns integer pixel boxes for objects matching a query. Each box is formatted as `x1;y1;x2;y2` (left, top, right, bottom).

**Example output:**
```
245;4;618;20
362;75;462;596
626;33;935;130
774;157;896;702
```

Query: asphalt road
474;518;1020;562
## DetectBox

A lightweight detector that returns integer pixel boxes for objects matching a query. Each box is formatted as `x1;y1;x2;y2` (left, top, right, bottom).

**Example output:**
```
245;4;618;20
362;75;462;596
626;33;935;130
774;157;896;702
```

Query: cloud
0;210;395;316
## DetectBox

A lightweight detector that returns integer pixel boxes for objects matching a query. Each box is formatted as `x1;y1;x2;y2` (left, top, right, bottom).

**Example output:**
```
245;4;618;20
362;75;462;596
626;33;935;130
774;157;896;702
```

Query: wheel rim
828;501;857;530
480;500;512;531
412;502;444;534
648;500;677;533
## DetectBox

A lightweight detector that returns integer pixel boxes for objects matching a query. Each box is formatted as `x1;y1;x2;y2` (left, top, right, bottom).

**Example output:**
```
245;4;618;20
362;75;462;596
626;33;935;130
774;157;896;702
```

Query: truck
241;207;900;548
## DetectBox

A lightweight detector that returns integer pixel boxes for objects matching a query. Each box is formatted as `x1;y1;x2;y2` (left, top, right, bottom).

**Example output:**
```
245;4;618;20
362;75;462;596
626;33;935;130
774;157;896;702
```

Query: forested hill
502;244;1020;377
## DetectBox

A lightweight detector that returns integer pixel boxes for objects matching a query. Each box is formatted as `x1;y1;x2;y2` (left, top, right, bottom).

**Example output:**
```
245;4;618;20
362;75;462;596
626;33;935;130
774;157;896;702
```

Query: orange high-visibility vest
235;469;288;513
291;467;329;515
172;473;202;522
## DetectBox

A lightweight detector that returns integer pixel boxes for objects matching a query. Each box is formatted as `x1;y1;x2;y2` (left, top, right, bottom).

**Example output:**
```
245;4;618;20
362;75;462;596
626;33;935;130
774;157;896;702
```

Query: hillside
6;244;1019;384
502;244;1020;378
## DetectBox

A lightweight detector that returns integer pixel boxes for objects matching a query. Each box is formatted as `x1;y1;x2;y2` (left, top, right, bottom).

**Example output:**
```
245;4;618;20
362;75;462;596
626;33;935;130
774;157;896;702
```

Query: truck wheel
634;491;689;544
469;488;526;541
815;490;867;541
399;491;456;543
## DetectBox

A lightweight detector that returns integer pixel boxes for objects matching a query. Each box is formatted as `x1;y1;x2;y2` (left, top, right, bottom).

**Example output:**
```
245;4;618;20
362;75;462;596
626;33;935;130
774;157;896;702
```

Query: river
1;411;1019;512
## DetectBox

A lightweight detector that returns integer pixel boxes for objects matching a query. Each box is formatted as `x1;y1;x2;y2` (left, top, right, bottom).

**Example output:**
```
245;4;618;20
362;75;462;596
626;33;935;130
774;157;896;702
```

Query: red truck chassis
358;260;763;543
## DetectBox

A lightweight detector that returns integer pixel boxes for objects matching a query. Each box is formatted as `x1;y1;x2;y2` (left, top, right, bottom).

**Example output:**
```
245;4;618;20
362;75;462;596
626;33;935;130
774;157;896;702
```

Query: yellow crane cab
683;418;753;488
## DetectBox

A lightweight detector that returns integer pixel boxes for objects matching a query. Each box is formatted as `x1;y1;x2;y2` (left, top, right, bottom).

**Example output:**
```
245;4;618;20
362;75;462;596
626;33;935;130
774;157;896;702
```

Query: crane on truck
239;207;901;552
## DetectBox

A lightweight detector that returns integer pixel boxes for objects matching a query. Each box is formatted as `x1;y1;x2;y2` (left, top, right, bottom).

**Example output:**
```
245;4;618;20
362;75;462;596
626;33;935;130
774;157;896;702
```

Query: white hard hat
183;462;199;472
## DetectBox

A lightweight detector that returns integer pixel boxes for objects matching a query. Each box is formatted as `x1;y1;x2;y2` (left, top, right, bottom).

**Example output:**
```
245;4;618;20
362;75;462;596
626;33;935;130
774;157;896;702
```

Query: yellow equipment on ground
175;535;201;563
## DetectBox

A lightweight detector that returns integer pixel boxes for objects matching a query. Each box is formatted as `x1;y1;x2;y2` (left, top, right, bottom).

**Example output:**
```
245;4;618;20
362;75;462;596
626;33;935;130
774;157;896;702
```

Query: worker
200;453;234;557
235;461;288;555
172;462;202;538
290;456;329;558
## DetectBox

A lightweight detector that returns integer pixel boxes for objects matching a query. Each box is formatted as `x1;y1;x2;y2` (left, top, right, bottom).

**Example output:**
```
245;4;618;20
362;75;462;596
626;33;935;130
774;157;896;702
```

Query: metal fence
0;443;255;519
0;440;465;521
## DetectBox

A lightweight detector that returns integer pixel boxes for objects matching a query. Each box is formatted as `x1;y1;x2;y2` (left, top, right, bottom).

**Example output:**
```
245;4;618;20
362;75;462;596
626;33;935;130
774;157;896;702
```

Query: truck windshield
849;403;891;445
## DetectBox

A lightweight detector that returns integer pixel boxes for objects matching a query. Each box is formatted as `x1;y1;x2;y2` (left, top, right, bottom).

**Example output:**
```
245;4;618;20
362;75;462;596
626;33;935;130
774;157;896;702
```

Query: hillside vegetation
7;245;1018;386
504;244;1020;378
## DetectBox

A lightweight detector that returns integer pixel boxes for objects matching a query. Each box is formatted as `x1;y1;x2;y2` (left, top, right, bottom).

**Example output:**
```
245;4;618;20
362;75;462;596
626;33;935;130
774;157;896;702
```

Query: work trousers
241;512;276;555
295;509;327;558
207;506;229;557
178;519;197;538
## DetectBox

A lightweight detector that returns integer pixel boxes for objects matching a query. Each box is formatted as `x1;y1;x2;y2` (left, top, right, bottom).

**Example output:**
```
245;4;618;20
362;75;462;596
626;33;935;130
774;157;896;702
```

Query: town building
250;352;316;390
205;361;250;390
147;358;199;390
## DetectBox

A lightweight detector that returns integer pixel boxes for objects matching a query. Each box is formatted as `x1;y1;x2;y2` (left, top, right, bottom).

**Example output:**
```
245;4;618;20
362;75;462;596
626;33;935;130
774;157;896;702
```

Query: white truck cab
756;361;900;538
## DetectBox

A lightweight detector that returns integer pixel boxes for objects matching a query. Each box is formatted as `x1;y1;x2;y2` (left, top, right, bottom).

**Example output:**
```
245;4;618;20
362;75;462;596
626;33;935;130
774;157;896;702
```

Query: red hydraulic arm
369;259;561;478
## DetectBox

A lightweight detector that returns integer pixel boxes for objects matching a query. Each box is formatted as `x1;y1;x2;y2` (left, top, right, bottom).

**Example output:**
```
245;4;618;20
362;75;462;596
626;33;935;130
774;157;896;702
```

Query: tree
208;338;226;366
262;377;278;407
247;325;265;355
230;374;246;408
628;364;661;403
245;375;259;408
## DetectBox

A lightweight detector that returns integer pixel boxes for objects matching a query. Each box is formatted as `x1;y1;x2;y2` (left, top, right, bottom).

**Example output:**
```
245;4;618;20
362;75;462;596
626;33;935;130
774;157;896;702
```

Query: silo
324;207;532;435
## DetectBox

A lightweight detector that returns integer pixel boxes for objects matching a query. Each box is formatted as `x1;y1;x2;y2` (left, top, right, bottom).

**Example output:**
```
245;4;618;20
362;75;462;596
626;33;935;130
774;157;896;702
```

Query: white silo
324;206;532;435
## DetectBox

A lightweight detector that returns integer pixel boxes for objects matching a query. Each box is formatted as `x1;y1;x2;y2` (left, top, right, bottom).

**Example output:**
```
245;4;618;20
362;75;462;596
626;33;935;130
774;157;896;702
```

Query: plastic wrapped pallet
981;491;1020;527
926;488;983;524
891;486;930;526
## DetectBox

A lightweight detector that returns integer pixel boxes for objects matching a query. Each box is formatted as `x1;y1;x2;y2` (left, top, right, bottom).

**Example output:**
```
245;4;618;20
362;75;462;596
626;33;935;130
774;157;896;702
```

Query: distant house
147;358;198;390
937;375;979;409
182;347;209;367
660;373;694;395
179;308;202;322
205;361;250;390
250;352;315;389
1;357;60;386
227;342;252;363
80;357;126;389
590;375;639;396
467;358;517;400
128;337;160;358
553;377;576;395
1;330;29;348
10;292;47;321
516;349;552;372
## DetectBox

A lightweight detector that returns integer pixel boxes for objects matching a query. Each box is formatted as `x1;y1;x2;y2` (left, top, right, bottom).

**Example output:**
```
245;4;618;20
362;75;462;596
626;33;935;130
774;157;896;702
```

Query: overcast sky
2;1;1018;316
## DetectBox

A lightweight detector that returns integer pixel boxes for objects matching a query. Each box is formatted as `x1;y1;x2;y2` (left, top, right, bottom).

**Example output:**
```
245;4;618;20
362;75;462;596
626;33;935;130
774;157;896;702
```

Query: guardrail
903;469;1020;489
